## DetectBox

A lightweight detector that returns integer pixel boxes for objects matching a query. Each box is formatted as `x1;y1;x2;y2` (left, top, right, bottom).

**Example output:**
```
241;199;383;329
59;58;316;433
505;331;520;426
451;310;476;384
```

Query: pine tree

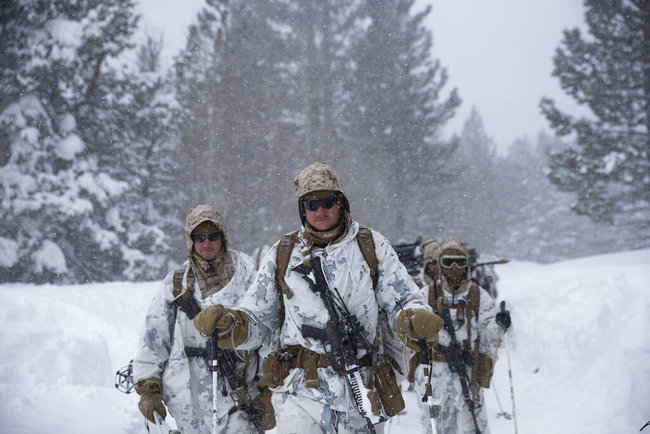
346;0;460;237
435;108;499;252
540;0;650;247
494;133;622;262
174;0;297;251
113;35;185;279
0;0;180;282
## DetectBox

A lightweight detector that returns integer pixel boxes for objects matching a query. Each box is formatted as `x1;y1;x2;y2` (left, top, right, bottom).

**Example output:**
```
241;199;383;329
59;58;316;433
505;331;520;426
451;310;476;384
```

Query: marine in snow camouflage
132;205;260;434
235;220;431;433
412;238;501;434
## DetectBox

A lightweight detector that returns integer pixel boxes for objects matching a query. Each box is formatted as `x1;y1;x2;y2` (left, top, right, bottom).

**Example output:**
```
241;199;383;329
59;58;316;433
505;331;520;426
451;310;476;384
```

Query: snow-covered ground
1;249;649;433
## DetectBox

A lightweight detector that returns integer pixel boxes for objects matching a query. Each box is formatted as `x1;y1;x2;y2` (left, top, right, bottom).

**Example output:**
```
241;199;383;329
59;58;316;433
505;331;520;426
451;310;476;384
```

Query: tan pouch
475;352;494;388
257;386;276;430
373;363;405;417
260;352;291;388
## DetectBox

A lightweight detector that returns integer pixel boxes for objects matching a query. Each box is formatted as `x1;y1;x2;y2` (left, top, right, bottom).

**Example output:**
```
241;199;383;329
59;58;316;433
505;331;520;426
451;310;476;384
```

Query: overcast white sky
137;0;587;153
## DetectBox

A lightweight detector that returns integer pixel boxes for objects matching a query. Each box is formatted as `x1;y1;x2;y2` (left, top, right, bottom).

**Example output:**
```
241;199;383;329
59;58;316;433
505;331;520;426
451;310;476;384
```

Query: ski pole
504;326;518;434
154;411;164;434
154;411;180;434
212;329;219;434
490;380;511;420
419;339;440;434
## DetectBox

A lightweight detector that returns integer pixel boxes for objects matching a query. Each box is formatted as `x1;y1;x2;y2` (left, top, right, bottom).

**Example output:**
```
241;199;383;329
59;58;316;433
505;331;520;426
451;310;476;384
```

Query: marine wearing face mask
439;246;470;294
406;237;508;434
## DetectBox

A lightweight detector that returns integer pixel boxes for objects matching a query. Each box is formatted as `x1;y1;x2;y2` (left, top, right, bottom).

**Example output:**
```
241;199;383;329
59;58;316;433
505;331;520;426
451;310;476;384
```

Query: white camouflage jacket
235;221;431;412
132;250;256;434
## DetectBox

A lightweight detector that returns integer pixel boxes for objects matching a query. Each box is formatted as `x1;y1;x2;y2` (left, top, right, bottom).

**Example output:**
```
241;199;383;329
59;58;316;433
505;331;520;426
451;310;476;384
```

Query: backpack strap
467;284;484;396
276;232;299;299
467;284;481;322
172;268;185;298
172;265;195;299
273;232;299;352
171;265;203;318
356;227;378;290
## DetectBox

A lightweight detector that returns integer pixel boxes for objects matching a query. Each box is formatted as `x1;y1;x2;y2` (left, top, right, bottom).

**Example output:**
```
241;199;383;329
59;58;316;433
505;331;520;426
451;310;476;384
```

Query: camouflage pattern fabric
234;220;431;432
272;391;383;434
411;281;500;434
132;250;259;434
293;161;346;200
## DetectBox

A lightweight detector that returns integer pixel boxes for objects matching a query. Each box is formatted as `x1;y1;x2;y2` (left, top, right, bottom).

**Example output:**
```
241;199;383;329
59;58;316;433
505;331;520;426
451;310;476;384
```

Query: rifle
295;255;383;433
393;236;423;275
435;307;482;434
174;295;263;429
473;259;510;268
211;344;263;431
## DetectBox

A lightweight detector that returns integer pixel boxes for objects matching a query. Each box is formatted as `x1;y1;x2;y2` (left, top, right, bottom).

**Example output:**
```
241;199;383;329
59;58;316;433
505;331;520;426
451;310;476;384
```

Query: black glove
496;310;511;330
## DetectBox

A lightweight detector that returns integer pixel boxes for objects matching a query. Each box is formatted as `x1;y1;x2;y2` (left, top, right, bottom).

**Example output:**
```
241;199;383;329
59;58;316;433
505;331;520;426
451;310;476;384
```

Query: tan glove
193;304;250;349
396;308;444;351
134;377;166;423
194;304;233;335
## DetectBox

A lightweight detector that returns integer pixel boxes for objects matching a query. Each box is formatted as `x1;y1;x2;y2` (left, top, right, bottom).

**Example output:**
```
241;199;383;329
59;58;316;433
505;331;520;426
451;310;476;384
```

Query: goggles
303;195;338;212
440;255;468;268
191;232;222;243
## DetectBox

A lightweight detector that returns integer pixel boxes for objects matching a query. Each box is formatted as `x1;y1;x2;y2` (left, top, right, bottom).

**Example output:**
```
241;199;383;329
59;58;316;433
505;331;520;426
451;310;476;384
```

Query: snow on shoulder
0;249;648;433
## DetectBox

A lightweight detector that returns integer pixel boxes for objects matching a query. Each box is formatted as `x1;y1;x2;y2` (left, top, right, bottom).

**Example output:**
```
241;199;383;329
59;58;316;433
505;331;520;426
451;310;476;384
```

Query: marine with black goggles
191;232;222;243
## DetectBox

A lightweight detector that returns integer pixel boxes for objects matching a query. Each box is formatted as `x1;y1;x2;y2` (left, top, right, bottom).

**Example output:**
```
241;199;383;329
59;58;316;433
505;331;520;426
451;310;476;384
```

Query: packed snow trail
1;249;649;433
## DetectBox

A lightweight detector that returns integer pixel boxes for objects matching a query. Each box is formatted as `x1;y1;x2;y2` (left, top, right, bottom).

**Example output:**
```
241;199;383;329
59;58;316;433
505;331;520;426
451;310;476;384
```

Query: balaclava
437;238;470;295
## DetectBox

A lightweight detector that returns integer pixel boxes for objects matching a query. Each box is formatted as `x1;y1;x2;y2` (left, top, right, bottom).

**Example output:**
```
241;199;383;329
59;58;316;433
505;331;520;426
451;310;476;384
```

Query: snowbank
0;249;648;433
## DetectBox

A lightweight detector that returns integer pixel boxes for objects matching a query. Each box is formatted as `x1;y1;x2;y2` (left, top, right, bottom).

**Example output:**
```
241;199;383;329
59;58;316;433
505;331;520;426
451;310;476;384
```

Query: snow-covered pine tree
112;35;184;280
0;0;180;282
540;0;650;248
494;133;622;262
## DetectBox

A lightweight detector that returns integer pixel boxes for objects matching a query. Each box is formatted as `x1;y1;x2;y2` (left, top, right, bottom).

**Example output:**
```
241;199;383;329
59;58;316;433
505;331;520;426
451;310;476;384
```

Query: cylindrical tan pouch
373;363;406;416
475;352;494;388
257;386;276;430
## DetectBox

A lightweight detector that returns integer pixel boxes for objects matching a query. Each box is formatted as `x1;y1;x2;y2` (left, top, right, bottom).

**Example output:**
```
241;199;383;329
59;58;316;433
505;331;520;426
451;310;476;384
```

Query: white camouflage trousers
416;393;490;434
271;391;386;434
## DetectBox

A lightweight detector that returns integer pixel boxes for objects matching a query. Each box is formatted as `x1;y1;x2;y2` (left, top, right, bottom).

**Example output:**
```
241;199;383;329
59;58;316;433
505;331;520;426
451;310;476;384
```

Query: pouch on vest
259;352;292;389
373;362;406;417
475;352;494;388
257;386;276;430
